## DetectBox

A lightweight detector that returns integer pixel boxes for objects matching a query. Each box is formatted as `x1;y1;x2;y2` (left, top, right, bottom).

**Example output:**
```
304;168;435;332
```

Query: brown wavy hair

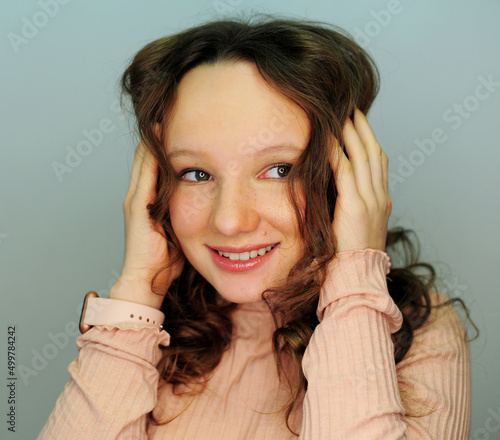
120;15;478;434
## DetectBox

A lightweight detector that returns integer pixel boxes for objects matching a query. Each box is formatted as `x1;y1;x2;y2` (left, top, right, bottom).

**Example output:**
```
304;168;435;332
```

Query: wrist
79;291;165;334
317;249;391;320
109;278;164;310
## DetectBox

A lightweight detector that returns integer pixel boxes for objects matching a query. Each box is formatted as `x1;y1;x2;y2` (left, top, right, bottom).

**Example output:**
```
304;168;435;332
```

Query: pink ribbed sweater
38;249;471;439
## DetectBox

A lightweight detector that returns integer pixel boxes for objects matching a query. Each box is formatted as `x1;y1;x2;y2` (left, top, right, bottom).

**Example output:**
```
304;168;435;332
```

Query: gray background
1;1;499;438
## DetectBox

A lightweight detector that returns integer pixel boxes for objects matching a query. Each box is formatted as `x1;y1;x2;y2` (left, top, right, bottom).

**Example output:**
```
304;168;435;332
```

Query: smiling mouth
216;244;277;261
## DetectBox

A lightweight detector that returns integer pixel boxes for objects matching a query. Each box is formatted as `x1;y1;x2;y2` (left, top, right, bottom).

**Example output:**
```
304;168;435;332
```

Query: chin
213;284;268;304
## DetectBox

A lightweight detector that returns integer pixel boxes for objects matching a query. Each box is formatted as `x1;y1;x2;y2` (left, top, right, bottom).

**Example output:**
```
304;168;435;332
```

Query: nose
210;181;260;236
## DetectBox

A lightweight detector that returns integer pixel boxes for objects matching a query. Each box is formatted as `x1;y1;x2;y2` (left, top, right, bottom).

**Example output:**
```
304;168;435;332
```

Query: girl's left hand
329;108;391;253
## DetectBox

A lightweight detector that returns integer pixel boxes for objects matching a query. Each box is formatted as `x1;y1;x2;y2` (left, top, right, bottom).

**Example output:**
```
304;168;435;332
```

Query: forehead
165;61;310;154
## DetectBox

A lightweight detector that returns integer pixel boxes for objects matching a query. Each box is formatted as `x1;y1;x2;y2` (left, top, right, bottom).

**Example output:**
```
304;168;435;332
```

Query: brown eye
181;170;212;182
262;164;292;179
196;171;209;180
277;165;291;177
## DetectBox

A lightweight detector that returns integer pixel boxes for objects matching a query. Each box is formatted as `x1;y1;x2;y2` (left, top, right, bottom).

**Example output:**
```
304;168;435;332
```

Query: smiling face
165;61;310;303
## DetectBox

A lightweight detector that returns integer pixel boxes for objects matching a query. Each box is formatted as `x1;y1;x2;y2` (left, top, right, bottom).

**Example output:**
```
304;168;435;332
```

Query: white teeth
217;245;276;260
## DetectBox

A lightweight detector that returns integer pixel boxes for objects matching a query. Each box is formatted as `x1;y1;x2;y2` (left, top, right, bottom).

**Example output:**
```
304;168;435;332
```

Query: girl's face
165;61;310;303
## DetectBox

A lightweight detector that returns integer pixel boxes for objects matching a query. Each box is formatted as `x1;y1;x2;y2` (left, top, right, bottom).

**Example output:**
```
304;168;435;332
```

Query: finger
328;134;359;201
352;109;385;198
126;141;147;198
134;143;159;208
382;150;389;195
342;118;376;199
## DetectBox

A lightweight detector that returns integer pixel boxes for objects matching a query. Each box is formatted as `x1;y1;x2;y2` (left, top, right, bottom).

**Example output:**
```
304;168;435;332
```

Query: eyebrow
167;144;303;160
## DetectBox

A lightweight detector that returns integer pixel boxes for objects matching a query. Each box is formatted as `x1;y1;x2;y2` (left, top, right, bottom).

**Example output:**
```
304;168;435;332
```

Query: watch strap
79;291;165;333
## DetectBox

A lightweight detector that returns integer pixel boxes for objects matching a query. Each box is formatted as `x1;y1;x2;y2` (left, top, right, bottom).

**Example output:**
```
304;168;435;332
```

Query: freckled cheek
169;188;213;236
274;186;305;250
270;184;305;218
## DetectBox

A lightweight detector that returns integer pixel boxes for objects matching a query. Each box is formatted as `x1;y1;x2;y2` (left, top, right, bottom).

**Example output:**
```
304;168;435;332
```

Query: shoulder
394;291;472;430
398;290;470;369
417;290;467;338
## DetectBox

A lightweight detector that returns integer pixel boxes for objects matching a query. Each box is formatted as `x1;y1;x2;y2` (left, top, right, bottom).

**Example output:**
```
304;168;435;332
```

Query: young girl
38;17;474;439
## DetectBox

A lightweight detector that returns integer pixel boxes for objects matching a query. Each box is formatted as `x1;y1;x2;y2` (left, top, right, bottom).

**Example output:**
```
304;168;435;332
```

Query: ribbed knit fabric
37;249;471;439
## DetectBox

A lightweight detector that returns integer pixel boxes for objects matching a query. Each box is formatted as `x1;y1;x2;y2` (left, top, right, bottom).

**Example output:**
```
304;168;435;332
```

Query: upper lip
208;243;278;253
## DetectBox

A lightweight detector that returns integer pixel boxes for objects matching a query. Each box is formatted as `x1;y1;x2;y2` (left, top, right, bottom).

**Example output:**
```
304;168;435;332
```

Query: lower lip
208;245;279;273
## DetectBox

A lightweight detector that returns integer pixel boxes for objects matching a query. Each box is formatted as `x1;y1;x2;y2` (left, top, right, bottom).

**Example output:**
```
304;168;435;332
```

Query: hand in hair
109;141;185;309
329;108;391;253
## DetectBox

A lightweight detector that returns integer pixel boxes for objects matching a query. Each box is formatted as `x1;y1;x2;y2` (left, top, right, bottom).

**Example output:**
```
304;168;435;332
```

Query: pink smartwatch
79;291;165;334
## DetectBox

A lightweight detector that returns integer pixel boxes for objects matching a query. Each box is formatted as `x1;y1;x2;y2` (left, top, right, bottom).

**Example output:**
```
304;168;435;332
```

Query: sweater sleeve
37;323;170;440
299;249;471;440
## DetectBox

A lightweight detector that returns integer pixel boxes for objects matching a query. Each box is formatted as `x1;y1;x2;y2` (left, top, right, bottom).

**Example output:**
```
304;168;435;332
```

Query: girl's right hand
109;141;184;310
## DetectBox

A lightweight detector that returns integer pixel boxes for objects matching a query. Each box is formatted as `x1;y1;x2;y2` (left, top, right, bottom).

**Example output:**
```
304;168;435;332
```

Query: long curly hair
120;15;478;434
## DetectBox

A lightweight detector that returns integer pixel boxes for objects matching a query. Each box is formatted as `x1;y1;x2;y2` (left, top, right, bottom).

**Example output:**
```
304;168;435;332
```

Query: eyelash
178;163;293;182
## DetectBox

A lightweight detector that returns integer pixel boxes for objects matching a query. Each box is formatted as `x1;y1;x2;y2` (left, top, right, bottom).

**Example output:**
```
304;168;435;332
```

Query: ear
154;123;163;142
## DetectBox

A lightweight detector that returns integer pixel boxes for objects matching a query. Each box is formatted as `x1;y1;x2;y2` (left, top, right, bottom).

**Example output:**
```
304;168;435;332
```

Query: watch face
79;291;99;334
